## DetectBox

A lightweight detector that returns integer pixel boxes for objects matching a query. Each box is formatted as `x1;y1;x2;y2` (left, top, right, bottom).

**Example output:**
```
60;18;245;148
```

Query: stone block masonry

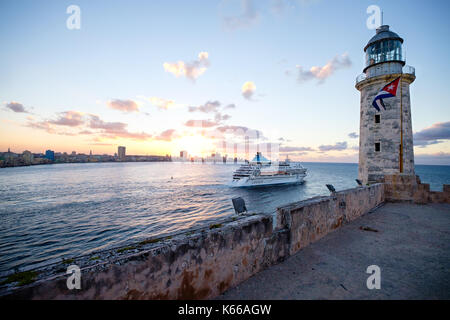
383;174;450;204
277;184;385;256
0;184;385;300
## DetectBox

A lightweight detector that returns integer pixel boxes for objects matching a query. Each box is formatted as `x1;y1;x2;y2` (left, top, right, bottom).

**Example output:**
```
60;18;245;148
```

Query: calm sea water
0;162;449;274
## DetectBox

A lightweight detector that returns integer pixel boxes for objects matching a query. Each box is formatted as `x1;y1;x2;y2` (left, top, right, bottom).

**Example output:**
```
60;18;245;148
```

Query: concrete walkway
217;203;450;300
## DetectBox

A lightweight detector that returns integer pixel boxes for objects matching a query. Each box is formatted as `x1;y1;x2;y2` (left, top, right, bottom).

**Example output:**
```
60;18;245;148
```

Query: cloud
280;152;308;157
88;115;151;141
216;125;249;133
242;81;256;100
107;99;139;113
223;0;259;30
101;130;151;141
214;113;231;122
25;111;152;141
188;100;233;125
155;129;178;141
188;101;220;113
318;141;348;151
185;119;218;128
26;121;55;134
224;103;236;109
49;111;85;127
149;97;179;110
297;53;352;84
5;101;29;113
88;142;115;146
163;52;210;81
414;121;450;147
415;152;450;165
271;0;286;14
348;132;359;139
414;140;442;148
88;115;127;131
279;146;314;152
215;125;265;141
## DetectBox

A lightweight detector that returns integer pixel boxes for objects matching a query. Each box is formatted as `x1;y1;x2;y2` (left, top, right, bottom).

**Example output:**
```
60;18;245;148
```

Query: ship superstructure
231;153;307;187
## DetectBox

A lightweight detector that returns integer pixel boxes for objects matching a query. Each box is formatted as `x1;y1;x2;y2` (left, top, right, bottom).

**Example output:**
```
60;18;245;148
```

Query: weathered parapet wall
383;174;450;204
1;184;384;300
277;183;385;255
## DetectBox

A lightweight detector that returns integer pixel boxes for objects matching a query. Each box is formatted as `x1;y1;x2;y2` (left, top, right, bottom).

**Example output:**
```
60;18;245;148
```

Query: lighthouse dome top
363;25;404;72
364;25;403;52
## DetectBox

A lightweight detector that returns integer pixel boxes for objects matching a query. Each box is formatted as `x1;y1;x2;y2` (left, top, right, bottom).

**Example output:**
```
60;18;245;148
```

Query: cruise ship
231;152;307;187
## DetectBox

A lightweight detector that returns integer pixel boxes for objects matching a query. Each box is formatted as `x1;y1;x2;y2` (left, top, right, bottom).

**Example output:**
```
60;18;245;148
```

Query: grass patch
117;246;137;253
139;238;160;246
166;236;172;240
209;223;222;230
62;258;74;265
89;256;100;261
1;271;38;286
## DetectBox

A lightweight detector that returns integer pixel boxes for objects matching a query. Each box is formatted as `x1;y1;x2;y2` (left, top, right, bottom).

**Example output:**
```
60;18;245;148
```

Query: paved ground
217;203;450;300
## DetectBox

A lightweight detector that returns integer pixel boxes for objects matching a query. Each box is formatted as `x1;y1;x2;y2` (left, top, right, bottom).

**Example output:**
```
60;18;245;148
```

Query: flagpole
399;75;403;173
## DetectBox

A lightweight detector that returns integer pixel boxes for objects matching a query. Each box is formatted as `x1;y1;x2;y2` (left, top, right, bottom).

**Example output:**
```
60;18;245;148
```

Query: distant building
118;146;126;161
45;150;55;161
180;150;188;159
22;150;33;165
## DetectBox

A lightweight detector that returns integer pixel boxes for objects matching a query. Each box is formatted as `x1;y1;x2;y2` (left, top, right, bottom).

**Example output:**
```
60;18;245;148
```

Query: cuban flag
372;77;401;111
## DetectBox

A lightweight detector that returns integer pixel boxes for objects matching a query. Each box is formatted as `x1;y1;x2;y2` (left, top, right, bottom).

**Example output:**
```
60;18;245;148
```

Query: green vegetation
139;238;160;246
209;223;222;230
1;270;38;286
89;256;100;261
117;246;137;253
62;258;74;265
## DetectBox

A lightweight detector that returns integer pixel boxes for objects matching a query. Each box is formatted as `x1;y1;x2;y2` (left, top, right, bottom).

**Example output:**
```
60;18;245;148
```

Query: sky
1;0;449;164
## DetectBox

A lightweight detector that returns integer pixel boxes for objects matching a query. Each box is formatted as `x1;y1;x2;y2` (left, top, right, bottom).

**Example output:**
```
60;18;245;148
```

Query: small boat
231;152;307;187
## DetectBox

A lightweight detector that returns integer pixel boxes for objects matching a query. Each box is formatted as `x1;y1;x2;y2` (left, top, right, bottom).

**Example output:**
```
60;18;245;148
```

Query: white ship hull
231;153;307;188
231;173;306;188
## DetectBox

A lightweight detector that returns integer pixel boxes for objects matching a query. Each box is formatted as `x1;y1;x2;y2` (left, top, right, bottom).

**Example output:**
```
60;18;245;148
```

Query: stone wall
0;184;385;300
277;184;385;256
383;174;450;204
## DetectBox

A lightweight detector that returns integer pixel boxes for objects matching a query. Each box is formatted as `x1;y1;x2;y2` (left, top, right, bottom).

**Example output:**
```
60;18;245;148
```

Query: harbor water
0;162;449;274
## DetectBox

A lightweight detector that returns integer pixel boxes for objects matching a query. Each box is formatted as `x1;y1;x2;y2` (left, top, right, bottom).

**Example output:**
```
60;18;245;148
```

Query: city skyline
1;0;450;165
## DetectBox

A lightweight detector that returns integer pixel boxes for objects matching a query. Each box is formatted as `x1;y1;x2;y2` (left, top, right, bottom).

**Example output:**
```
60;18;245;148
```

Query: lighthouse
356;25;416;184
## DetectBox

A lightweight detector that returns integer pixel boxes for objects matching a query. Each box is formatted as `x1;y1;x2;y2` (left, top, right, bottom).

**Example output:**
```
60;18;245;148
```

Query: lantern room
364;25;404;72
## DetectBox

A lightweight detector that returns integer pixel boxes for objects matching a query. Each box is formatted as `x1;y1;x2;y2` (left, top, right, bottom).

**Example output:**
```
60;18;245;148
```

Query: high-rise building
180;151;187;159
45;150;55;161
118;146;126;161
356;25;415;184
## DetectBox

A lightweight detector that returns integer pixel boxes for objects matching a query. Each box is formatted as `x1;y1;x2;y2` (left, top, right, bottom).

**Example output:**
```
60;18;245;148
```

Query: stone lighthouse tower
356;25;416;184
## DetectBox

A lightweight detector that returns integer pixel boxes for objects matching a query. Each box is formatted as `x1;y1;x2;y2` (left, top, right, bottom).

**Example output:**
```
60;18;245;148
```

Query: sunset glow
0;0;449;164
